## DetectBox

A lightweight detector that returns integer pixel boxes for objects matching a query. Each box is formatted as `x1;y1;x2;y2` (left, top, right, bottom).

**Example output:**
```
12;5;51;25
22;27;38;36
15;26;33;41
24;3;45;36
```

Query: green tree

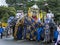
6;0;16;5
6;0;60;23
47;0;60;23
0;6;16;22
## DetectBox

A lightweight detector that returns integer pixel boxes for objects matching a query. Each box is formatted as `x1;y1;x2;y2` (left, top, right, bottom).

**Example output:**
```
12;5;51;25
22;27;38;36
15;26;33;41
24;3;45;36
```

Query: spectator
0;25;4;39
43;24;50;43
46;10;54;23
36;23;44;41
57;25;60;42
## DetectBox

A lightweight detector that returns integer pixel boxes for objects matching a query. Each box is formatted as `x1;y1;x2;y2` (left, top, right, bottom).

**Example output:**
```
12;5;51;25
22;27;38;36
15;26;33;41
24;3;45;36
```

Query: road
0;37;55;45
0;30;58;45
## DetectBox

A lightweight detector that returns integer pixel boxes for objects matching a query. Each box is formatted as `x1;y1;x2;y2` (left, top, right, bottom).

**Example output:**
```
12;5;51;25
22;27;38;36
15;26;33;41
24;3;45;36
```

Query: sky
0;0;8;6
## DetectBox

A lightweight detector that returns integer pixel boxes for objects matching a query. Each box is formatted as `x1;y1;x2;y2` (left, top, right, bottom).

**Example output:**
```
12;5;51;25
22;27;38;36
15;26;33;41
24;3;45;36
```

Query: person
5;26;9;38
50;26;55;42
57;25;60;42
26;25;31;40
57;24;60;32
30;22;36;40
23;17;28;39
49;22;57;43
46;10;54;23
43;24;50;43
16;20;24;40
0;26;4;39
54;25;59;45
36;23;44;41
54;29;58;43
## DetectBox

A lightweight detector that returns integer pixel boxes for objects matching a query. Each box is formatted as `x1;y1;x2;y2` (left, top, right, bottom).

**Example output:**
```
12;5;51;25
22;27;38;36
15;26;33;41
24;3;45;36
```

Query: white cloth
57;27;60;31
55;27;60;45
0;33;1;35
57;27;60;41
57;35;60;41
16;13;24;18
55;43;57;45
57;27;60;34
37;18;41;22
46;13;54;19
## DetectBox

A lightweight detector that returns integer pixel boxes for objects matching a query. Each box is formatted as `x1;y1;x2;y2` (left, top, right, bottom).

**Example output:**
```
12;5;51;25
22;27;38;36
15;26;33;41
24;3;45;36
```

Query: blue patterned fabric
54;30;58;39
36;27;43;41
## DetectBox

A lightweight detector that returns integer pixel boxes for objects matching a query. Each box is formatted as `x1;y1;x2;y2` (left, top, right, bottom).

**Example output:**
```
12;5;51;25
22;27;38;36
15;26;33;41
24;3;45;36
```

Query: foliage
6;0;60;23
47;0;60;23
6;0;16;5
0;6;16;22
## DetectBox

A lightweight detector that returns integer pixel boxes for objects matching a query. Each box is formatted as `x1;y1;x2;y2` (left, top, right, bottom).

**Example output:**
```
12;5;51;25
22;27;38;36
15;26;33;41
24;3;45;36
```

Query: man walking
0;25;4;39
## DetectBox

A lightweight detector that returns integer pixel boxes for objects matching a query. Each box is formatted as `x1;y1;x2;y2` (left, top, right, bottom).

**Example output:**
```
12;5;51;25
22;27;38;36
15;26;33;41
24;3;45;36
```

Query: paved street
0;37;55;45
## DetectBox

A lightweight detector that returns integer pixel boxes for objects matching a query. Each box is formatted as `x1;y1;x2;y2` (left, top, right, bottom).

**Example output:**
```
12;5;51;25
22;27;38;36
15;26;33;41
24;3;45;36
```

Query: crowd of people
0;10;60;45
12;15;58;43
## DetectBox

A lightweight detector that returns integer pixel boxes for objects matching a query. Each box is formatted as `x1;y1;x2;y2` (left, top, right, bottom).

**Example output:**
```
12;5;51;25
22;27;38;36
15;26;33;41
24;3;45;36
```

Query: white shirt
57;27;60;34
46;13;54;19
57;27;60;42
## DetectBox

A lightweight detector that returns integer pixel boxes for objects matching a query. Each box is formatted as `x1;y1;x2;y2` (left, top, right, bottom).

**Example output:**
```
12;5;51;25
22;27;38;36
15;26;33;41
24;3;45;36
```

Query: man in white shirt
46;11;54;23
47;12;54;19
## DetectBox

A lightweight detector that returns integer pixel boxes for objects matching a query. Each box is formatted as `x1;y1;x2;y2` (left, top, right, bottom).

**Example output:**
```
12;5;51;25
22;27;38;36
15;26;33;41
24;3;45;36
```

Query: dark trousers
53;38;57;43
